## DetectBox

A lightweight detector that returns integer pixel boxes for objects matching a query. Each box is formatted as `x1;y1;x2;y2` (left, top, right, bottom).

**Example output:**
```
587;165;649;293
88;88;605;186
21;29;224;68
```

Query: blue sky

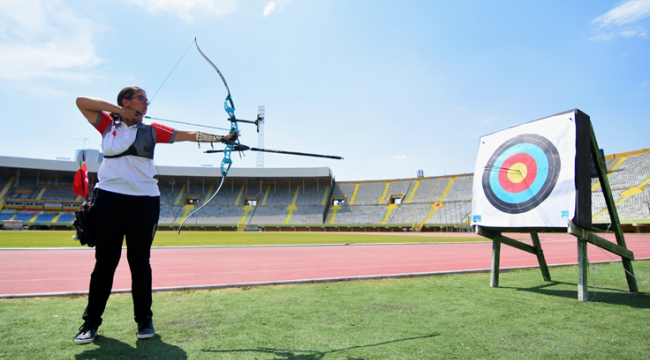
0;0;648;181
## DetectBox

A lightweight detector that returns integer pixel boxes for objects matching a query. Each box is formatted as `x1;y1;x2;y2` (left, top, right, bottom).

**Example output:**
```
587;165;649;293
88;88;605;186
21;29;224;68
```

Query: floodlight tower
256;106;265;168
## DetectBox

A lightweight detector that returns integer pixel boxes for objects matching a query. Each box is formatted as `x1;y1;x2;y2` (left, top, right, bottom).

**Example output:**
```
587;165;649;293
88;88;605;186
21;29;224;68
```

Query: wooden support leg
491;240;501;288
589;126;638;293
622;258;638;293
578;238;589;302
530;232;551;282
569;222;638;293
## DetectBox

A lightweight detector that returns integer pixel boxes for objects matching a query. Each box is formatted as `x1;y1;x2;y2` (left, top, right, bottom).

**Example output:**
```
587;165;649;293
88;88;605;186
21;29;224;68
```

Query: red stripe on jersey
94;112;113;134
152;122;176;143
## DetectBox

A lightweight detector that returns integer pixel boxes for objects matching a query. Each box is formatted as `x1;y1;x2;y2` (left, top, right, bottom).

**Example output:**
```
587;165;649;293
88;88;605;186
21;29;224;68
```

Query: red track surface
1;234;648;298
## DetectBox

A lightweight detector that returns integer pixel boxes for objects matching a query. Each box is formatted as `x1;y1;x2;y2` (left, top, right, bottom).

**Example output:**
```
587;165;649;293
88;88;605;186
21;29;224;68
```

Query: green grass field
0;261;648;359
0;230;488;248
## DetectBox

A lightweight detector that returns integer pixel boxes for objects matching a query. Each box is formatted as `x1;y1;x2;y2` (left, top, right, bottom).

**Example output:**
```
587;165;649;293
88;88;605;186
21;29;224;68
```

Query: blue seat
35;213;56;223
57;213;76;223
12;213;34;222
0;213;14;221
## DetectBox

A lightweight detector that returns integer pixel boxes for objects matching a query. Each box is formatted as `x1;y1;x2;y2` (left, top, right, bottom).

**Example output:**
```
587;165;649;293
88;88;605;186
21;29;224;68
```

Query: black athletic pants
82;188;160;326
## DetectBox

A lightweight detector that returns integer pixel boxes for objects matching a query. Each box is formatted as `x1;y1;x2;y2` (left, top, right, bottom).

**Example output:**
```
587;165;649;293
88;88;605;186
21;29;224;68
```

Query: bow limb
179;38;239;234
194;37;235;118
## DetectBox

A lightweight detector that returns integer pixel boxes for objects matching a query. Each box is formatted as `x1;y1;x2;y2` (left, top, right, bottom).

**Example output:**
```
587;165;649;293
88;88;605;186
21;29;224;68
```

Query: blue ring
481;134;561;214
488;143;549;204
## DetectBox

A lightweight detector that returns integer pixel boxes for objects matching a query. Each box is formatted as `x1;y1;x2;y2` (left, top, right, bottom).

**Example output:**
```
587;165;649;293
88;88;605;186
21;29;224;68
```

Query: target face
482;134;561;214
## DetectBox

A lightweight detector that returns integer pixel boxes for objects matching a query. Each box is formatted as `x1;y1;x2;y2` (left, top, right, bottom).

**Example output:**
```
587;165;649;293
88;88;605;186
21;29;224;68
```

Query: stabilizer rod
205;146;343;160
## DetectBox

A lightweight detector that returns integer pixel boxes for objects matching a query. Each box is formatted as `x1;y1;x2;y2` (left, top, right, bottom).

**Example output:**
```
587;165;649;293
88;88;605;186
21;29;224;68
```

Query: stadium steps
239;205;256;230
592;173;650;220
378;182;390;204
320;184;330;206
284;185;301;224
28;212;41;222
381;204;399;224
51;212;65;223
36;187;47;200
376;181;402;223
0;212;15;221
34;212;56;223
173;184;187;206
349;184;360;205
591;156;627;192
234;184;245;205
0;176;16;210
12;212;35;222
328;205;342;224
56;212;76;223
177;204;196;224
405;180;421;204
261;185;271;206
420;177;455;226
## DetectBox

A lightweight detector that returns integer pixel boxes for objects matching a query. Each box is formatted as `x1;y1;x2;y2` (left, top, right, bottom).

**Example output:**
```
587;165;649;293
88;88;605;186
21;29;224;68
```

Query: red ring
498;153;537;193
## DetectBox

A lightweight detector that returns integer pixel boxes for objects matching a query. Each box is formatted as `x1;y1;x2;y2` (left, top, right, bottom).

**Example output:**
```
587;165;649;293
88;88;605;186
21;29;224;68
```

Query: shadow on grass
75;334;186;359
501;281;650;308
202;333;438;359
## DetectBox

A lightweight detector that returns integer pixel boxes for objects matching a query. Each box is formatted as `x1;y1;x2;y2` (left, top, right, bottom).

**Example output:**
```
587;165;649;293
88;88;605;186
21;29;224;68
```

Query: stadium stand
254;182;293;206
330;205;387;224
195;180;247;206
331;183;358;204
607;153;650;190
2;149;650;232
295;181;329;206
425;201;472;226
408;177;450;204
247;205;287;224
191;206;244;225
352;181;389;205
385;180;415;202
444;175;473;202
0;176;12;195
386;203;431;225
34;213;57;223
56;212;76;223
40;187;77;201
286;206;328;224
12;211;38;222
0;211;15;221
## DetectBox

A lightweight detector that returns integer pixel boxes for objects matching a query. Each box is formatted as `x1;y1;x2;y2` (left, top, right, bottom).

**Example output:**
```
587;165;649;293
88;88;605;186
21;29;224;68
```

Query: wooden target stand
475;122;637;301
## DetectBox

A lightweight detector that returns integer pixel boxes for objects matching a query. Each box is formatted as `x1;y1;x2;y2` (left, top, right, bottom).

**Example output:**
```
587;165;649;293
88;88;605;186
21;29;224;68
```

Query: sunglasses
131;95;149;105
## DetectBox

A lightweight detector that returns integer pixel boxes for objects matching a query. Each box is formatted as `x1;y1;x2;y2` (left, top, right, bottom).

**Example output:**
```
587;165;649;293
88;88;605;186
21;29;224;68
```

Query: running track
1;233;648;298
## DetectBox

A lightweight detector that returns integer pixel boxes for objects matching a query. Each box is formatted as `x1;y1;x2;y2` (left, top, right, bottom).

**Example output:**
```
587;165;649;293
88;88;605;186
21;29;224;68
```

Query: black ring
482;134;561;214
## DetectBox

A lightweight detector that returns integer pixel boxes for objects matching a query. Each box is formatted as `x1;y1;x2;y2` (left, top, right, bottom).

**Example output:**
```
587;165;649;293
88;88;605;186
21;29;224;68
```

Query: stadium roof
0;156;333;179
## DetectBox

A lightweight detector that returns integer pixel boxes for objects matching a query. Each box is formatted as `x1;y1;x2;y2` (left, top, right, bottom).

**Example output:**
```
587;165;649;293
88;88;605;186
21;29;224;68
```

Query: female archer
73;86;236;344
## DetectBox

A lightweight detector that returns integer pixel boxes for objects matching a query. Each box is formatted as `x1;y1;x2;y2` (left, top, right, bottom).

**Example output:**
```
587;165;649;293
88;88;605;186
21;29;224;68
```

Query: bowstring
149;39;195;104
147;39;196;228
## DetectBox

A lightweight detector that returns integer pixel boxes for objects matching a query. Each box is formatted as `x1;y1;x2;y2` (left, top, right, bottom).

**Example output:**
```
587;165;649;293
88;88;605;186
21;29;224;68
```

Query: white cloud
591;0;650;41
390;155;408;160
593;0;650;27
125;0;237;23
263;0;293;17
263;2;276;17
0;0;102;82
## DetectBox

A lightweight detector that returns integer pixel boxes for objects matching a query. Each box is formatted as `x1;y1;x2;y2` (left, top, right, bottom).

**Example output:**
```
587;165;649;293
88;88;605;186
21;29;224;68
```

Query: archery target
471;110;578;228
482;134;561;214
